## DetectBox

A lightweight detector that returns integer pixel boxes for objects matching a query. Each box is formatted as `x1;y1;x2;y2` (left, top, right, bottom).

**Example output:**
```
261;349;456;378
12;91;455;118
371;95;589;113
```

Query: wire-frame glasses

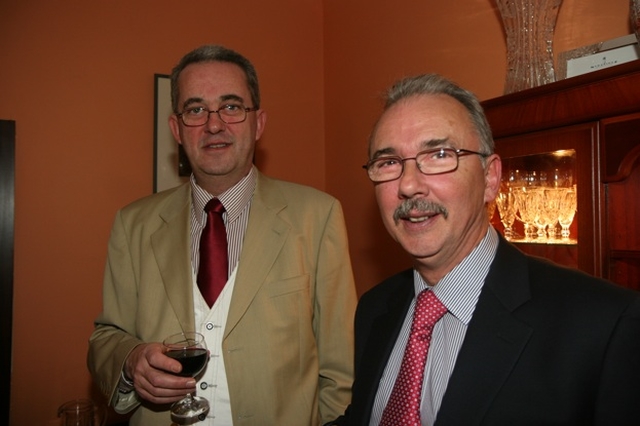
177;104;258;127
363;147;489;183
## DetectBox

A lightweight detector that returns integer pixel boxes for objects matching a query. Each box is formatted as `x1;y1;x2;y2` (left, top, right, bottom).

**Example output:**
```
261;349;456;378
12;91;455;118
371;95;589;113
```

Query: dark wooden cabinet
482;61;640;290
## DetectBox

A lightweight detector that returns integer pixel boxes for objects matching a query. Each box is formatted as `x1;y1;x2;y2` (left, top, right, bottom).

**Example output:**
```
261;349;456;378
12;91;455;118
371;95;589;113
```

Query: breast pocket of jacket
264;274;314;337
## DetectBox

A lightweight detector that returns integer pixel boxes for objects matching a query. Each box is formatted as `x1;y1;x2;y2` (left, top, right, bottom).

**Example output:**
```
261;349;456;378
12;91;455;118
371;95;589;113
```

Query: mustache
393;199;448;224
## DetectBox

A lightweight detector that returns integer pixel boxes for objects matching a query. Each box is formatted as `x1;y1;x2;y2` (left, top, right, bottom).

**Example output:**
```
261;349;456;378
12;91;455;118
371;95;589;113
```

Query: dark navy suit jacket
336;236;640;425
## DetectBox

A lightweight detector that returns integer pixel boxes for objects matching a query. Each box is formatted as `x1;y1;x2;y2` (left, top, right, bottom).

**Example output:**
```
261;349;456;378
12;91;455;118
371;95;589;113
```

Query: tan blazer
88;171;357;426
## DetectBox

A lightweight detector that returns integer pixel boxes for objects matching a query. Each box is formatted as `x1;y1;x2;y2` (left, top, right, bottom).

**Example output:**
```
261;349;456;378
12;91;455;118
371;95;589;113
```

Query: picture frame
557;34;640;80
153;74;190;193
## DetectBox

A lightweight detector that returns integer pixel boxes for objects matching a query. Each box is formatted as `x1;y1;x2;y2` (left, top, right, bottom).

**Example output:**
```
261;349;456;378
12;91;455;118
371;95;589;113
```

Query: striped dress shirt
189;166;256;277
370;227;499;426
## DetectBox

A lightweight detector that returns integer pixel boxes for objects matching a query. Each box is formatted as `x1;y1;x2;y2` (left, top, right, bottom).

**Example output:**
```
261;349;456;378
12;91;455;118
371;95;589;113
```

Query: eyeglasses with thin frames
176;104;258;127
363;147;489;183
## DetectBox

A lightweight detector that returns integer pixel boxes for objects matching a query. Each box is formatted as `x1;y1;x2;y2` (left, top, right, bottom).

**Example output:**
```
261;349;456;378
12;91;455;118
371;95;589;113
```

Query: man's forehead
370;96;476;155
178;63;250;102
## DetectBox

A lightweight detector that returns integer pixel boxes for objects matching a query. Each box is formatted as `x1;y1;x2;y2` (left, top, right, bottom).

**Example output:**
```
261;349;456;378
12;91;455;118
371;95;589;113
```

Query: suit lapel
354;271;415;424
224;173;289;338
436;239;533;425
150;185;195;331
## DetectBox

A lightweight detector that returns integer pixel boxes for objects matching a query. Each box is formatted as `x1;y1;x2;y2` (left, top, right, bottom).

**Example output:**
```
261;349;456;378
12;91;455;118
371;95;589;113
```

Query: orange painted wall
0;0;632;424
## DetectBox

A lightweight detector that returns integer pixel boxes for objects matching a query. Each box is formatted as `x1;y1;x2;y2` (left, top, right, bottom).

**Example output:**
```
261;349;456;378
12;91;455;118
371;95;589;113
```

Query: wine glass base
170;396;209;425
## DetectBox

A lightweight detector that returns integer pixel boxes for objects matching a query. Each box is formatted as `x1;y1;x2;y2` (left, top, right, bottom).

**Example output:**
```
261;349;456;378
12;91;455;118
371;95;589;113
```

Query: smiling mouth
203;141;230;149
406;213;439;223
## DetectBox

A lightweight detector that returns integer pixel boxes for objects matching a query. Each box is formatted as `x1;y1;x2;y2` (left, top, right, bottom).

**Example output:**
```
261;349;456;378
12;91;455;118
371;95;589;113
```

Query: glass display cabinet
489;124;594;275
482;60;640;290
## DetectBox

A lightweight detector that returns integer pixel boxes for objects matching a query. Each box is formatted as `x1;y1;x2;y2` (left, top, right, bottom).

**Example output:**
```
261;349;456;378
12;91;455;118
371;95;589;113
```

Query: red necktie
380;290;447;426
197;198;228;307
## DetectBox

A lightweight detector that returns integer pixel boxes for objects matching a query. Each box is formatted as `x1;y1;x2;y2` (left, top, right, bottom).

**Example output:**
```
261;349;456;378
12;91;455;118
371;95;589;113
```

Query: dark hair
373;74;494;156
170;45;260;113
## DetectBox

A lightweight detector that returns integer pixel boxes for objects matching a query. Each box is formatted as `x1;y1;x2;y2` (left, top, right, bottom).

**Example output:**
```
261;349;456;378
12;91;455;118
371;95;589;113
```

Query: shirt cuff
117;370;135;394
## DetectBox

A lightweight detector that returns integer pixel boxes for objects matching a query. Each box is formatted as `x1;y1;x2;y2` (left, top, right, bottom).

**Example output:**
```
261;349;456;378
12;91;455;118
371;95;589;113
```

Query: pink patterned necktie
197;198;228;307
380;290;448;426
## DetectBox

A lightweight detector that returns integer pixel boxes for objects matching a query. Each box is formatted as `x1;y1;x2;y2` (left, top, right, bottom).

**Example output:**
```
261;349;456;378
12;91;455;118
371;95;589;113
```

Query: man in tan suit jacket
87;45;356;426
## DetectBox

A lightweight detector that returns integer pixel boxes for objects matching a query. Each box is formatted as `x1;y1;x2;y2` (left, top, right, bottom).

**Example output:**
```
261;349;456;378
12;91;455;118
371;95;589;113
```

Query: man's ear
255;109;267;141
169;114;182;145
484;154;502;203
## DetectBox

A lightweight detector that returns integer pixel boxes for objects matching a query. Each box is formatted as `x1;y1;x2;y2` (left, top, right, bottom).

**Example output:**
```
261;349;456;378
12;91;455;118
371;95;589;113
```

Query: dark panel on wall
0;119;15;426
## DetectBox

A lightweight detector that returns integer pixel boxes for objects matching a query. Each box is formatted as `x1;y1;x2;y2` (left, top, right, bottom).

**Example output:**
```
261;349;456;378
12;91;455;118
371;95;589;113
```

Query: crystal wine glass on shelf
547;187;566;239
532;188;549;241
514;186;540;241
536;187;564;241
495;187;518;240
558;186;577;240
163;331;209;424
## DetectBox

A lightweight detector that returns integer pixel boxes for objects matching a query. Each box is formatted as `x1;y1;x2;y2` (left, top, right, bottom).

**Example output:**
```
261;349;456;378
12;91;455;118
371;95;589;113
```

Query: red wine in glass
163;332;209;424
166;348;208;377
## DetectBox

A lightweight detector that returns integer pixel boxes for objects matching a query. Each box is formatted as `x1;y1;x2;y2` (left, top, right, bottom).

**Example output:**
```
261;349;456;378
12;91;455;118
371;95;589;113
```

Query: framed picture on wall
153;74;190;193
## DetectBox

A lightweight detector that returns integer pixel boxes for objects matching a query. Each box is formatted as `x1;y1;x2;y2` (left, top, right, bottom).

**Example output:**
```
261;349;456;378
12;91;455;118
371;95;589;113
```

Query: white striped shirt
189;166;256;277
370;227;499;426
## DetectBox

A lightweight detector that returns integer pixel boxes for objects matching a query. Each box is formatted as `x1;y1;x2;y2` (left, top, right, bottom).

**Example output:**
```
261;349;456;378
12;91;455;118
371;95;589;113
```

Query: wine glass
558;187;577;240
163;331;209;424
514;186;539;241
495;187;517;240
538;187;564;240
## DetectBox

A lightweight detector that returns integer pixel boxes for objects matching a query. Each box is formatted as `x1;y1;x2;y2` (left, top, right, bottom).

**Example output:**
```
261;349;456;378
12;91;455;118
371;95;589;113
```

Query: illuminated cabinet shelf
482;60;640;291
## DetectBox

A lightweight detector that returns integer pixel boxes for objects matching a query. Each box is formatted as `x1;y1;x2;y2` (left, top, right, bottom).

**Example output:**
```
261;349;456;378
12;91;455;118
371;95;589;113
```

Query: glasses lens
416;149;458;174
181;107;208;126
368;158;402;182
218;104;247;124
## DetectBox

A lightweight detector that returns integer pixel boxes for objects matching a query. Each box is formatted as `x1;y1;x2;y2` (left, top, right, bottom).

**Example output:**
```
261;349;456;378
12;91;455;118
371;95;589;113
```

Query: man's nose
205;111;226;132
398;159;428;197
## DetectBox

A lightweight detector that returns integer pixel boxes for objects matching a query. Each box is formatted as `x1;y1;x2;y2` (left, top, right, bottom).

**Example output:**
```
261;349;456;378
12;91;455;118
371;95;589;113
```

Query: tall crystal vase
496;0;563;94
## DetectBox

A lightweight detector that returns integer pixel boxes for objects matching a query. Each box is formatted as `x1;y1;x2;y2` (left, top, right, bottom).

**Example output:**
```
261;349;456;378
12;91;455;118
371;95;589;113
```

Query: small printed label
566;44;640;78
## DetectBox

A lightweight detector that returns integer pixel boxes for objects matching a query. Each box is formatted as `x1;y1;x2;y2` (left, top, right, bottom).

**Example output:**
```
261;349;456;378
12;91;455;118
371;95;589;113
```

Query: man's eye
430;149;454;160
375;158;400;169
220;104;242;113
186;107;207;116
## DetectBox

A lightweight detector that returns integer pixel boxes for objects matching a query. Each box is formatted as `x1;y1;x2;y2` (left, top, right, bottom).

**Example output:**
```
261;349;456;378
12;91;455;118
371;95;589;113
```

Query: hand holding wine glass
163;331;209;424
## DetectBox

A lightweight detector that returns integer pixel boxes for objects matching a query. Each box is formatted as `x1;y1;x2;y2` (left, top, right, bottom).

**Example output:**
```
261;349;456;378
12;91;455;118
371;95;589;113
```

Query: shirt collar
413;226;499;324
191;166;257;226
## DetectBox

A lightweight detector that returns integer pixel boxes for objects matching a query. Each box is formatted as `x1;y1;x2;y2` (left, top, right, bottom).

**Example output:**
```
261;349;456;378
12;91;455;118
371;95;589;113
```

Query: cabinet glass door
601;112;640;290
493;122;600;276
496;149;577;244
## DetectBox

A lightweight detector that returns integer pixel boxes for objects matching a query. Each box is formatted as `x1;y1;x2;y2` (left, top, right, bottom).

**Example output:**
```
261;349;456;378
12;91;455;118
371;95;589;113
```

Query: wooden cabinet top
482;60;640;138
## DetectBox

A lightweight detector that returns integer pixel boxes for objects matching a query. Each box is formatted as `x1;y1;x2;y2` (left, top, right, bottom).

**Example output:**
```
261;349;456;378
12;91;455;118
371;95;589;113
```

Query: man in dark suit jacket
334;74;640;425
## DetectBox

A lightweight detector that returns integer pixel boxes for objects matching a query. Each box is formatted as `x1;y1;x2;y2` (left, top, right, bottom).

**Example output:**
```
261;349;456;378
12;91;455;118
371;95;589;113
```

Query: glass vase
496;0;563;94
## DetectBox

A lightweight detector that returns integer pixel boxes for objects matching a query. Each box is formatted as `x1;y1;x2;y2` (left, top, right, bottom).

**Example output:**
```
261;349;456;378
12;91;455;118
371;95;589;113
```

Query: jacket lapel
354;271;415;424
224;173;290;338
436;239;533;425
150;185;195;331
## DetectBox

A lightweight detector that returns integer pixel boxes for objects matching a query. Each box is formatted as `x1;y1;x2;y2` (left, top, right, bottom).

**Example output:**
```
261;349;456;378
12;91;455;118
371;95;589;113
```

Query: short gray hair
170;45;260;113
373;74;494;156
